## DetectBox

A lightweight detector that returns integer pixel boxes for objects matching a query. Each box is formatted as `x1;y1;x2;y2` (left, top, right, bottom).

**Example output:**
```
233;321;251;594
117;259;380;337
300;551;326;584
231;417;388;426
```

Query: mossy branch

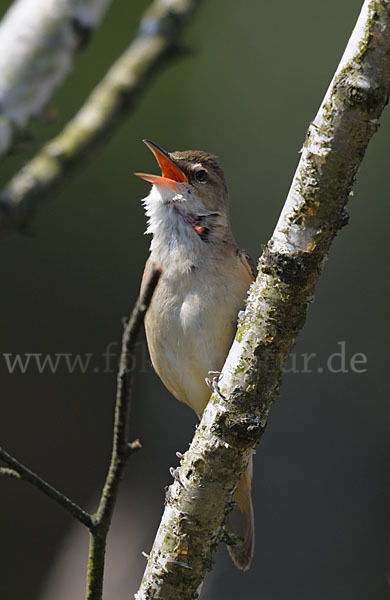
0;0;114;158
0;0;204;235
135;2;390;598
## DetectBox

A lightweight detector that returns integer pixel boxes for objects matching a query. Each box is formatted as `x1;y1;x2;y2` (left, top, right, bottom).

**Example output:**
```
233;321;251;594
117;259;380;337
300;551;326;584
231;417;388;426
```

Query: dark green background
0;1;389;599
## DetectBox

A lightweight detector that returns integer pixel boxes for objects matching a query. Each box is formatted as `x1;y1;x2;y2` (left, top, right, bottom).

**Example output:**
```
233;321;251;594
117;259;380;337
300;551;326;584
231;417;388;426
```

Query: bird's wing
140;256;151;292
237;248;257;281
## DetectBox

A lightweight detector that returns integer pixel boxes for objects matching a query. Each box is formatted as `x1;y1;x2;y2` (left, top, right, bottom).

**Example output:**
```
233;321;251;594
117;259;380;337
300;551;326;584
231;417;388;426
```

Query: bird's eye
194;169;208;183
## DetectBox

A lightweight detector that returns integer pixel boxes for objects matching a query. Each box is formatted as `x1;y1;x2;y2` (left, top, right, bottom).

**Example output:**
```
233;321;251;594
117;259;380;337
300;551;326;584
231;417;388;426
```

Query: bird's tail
226;455;254;570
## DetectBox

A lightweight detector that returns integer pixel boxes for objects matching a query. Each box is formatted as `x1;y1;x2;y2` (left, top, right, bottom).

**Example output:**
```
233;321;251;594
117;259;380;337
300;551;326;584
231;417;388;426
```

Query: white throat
142;184;221;275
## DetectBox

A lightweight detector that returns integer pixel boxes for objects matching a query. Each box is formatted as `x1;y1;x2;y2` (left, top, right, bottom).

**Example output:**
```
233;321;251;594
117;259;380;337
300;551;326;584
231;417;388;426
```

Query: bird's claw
169;466;184;487
208;370;222;379
205;371;225;400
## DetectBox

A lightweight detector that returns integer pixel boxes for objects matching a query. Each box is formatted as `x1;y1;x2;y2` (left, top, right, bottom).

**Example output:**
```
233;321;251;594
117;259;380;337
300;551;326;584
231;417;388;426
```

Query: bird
136;139;256;570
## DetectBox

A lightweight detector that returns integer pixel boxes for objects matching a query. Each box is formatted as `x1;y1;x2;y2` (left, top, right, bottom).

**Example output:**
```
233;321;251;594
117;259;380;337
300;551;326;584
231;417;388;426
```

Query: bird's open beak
135;139;188;190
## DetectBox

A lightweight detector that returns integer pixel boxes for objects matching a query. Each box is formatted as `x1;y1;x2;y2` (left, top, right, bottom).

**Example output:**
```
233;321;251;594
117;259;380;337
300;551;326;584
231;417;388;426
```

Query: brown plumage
138;141;255;570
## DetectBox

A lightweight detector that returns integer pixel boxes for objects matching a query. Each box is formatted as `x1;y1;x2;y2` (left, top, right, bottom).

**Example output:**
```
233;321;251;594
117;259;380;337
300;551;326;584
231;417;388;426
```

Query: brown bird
136;140;256;570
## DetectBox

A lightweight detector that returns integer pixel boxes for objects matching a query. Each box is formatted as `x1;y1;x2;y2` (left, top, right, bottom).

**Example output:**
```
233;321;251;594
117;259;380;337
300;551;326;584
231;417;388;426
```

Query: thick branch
85;265;161;600
135;2;390;598
0;0;203;235
0;0;113;157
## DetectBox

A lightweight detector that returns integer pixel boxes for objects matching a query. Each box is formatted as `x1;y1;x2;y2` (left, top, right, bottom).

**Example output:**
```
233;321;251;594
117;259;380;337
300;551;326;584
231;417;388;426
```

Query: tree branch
0;0;113;158
135;2;390;598
0;265;161;600
0;445;93;528
0;0;204;235
85;264;161;600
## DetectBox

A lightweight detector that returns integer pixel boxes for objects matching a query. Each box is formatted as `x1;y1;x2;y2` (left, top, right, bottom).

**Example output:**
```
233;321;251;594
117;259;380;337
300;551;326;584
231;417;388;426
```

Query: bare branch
0;265;161;599
0;0;113;158
85;264;161;600
0;445;93;528
0;0;204;235
135;2;390;598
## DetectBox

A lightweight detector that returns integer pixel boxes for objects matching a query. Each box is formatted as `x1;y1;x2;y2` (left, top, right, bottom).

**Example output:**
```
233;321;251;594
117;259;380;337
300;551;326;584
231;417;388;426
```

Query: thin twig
0;265;161;600
0;266;161;600
127;438;142;457
0;0;204;235
135;2;390;598
85;265;161;600
0;445;93;528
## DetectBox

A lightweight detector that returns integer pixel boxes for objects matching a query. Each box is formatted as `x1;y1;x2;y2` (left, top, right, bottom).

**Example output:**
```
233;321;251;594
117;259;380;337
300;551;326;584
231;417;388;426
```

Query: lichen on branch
135;2;390;598
0;0;114;158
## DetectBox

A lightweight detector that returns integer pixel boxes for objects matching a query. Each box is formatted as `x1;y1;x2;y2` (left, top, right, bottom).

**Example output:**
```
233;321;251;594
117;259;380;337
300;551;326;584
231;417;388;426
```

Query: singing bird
136;140;256;570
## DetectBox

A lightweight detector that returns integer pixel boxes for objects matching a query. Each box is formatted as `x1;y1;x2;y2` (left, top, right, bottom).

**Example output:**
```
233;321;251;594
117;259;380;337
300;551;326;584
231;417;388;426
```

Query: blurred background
0;1;389;599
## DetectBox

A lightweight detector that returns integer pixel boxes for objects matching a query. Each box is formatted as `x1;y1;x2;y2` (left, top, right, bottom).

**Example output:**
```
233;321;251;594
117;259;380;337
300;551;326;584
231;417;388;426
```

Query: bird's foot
205;371;225;400
169;466;184;487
